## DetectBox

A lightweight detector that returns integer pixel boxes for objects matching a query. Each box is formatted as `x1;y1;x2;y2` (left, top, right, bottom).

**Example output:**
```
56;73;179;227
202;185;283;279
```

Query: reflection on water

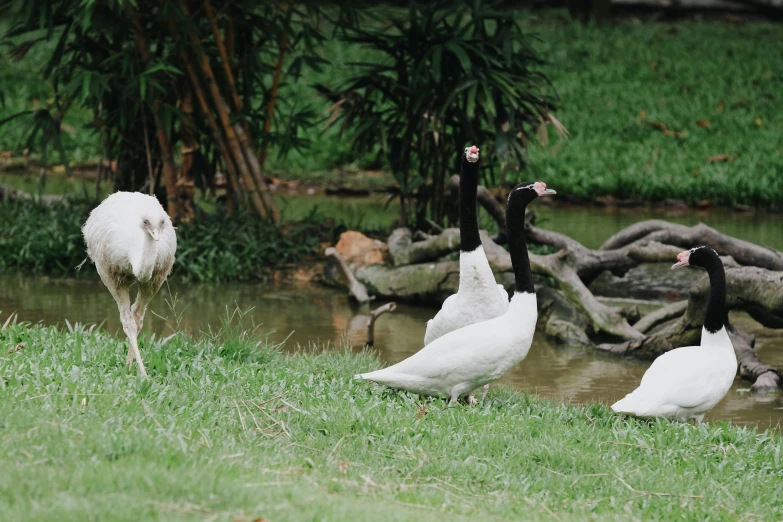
2;275;781;431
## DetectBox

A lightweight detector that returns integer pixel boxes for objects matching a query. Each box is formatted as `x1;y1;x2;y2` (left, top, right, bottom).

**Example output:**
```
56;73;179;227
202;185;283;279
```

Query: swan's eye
160;220;165;226
143;219;149;226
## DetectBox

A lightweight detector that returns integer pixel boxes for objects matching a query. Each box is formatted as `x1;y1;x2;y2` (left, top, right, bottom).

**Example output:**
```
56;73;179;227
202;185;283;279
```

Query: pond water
3;273;782;431
3;192;782;429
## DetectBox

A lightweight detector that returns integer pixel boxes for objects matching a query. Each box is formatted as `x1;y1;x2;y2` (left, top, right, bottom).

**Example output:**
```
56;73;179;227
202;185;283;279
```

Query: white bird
611;246;737;422
82;191;177;376
424;145;509;346
355;182;556;403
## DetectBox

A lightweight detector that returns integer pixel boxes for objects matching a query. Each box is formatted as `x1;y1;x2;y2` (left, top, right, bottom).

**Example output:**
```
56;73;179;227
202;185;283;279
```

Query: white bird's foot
480;384;489;401
467;395;478;406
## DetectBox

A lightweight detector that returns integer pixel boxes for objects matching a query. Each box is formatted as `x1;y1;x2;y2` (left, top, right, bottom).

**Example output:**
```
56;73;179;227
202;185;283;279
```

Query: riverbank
1;322;782;521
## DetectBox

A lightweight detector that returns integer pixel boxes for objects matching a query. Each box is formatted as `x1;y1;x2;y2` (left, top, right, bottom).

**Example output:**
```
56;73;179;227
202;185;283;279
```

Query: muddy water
2;274;782;431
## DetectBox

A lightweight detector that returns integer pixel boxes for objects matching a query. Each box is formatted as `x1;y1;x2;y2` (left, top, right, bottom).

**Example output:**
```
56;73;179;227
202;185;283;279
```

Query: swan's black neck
459;158;481;253
703;259;727;333
507;194;534;294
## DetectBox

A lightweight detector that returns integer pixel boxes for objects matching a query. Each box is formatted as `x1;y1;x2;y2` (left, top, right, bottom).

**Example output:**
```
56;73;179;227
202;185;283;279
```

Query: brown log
325;247;371;304
387;228;461;266
130;16;179;222
599;220;783;271
366;302;396;347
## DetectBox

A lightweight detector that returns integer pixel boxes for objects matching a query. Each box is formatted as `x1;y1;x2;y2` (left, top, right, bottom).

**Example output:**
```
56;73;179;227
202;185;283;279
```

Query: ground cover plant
0;199;334;282
1;318;782;521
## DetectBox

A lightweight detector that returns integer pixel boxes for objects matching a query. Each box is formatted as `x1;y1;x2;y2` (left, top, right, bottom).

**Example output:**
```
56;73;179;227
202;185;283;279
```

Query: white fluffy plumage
83;191;177;375
611;327;737;422
423;247;509;345
355;291;536;402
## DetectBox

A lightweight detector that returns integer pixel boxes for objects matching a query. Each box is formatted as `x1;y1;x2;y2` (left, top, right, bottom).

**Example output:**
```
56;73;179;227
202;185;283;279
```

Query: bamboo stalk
130;15;180;222
204;0;242;113
180;2;279;221
178;89;197;223
182;53;258;216
258;24;288;171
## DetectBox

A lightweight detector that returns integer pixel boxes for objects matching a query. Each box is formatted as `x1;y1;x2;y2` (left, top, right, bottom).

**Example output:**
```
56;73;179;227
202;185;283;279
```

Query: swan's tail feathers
611;392;658;417
354;368;390;382
611;396;633;413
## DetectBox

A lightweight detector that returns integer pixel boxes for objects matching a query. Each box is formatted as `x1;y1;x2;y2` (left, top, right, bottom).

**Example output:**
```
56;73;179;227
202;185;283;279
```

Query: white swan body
611;327;737;421
423;145;508;346
355;181;555;402
424;246;509;345
357;292;536;401
612;246;737;422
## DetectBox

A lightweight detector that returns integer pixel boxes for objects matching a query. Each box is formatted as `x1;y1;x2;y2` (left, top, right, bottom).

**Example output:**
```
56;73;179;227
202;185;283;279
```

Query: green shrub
0;199;335;282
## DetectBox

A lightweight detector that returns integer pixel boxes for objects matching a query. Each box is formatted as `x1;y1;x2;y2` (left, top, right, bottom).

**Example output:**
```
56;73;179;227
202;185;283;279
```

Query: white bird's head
141;213;168;241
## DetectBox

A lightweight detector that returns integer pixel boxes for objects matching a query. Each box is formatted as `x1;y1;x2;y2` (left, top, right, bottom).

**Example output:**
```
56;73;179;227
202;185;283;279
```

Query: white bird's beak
150;229;161;242
671;250;690;270
533;181;556;196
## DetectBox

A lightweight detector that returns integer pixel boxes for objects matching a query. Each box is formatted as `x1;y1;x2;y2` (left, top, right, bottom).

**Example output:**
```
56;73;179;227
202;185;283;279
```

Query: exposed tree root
633;300;688;334
600;220;783;271
366;302;396;347
325;247;371;304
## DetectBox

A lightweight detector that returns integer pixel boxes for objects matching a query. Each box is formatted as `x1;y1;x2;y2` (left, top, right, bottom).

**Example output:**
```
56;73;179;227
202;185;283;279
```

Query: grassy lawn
2;319;782;521
523;12;783;208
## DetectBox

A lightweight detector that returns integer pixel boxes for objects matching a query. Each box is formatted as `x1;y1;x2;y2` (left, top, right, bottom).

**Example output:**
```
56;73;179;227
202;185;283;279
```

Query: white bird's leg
480;384;489;401
97;266;146;376
131;281;162;335
692;414;705;424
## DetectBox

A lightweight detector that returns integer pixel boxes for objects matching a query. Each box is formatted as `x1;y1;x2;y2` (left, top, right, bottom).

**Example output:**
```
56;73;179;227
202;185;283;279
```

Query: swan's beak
533;181;556;196
671;250;690;270
466;145;479;163
149;229;161;242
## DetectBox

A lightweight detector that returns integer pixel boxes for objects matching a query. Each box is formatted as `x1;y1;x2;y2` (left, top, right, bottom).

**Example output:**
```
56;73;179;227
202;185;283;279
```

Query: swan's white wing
423;293;459;345
613;345;732;416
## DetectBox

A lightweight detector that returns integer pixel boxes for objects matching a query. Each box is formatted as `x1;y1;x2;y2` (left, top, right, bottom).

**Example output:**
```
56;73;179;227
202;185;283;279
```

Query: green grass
2;320;782;521
523;13;783;207
2;11;782;206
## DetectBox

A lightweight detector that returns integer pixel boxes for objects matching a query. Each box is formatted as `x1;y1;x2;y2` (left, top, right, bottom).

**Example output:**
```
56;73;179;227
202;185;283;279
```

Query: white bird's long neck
132;234;158;282
459;159;481;253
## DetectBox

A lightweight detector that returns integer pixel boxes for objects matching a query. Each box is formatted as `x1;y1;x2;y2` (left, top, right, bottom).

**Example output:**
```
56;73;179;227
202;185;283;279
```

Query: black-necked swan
423;145;509;347
354;181;556;403
611;246;737;422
